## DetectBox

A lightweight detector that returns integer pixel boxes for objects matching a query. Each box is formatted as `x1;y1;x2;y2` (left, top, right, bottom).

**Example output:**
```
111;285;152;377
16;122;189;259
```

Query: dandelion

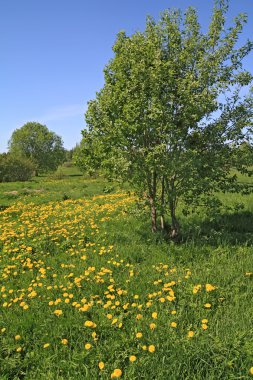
129;355;137;362
171;322;177;328
205;284;216;292
187;331;194;338
43;343;50;349
152;312;158;319
61;339;68;345
149;323;156;330
15;335;21;341
250;367;253;375
53;309;63;317
16;347;22;352
98;361;105;370
148;345;155;353
201;319;208;324
85;343;92;350
136;332;142;338
204;303;212;309
202;323;208;330
111;368;122;378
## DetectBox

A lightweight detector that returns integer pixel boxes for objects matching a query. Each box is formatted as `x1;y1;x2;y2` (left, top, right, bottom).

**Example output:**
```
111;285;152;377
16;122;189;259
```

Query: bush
0;153;35;182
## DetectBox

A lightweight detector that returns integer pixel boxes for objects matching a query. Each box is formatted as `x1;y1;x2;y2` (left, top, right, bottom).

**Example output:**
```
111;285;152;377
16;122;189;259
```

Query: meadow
0;166;252;379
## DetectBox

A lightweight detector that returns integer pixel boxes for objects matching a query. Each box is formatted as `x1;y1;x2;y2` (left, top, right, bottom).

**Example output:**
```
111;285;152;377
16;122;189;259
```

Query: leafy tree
8;122;65;174
0;153;35;182
79;0;253;236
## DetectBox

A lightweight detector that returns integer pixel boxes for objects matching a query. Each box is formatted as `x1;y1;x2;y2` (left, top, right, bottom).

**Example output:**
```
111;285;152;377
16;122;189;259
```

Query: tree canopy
8;122;65;174
77;0;253;236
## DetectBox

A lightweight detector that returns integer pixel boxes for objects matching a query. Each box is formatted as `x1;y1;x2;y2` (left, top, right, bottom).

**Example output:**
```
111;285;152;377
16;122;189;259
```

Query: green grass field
0;167;252;379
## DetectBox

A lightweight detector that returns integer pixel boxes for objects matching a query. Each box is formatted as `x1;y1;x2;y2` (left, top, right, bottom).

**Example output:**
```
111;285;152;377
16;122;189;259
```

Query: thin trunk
169;199;179;238
147;171;157;232
160;176;165;230
150;196;157;232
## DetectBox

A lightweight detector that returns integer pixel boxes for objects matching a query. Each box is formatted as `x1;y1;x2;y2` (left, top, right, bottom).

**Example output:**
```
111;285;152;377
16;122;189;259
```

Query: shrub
0;153;35;182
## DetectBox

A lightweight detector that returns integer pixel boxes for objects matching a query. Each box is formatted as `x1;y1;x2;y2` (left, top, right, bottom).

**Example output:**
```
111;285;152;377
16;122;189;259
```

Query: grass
0;166;252;379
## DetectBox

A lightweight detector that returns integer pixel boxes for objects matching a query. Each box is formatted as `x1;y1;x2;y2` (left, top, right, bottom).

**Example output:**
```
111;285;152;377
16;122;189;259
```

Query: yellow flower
98;361;105;370
61;339;68;345
85;343;92;350
136;332;142;338
148;345;155;353
187;330;194;338
250;367;253;375
205;284;216;292
16;347;22;352
202;323;208;330
136;313;143;320
84;320;96;328
111;368;122;378
171;322;177;328
142;345;147;350
152;312;158;319
171;310;177;315
15;335;21;341
201;319;208;324
43;343;50;349
149;323;156;330
204;303;211;309
129;355;137;362
53;309;63;317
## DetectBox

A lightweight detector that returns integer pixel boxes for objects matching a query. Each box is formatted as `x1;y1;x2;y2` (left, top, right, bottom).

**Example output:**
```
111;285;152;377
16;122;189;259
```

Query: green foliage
8;122;65;174
79;0;253;235
0;153;35;182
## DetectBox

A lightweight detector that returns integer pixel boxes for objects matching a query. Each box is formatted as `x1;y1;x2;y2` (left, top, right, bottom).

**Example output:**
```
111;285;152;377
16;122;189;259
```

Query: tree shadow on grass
184;210;253;246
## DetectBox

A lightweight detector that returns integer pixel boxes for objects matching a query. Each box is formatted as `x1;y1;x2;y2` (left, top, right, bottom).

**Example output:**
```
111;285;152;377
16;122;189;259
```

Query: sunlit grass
0;172;252;379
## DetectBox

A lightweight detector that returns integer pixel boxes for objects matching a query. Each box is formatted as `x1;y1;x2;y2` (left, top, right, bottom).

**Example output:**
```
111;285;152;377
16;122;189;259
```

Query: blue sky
1;0;252;152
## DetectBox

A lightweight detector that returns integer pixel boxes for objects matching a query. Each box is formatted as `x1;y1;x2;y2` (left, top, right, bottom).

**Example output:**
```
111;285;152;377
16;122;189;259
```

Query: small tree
80;0;253;235
8;122;65;174
0;153;35;182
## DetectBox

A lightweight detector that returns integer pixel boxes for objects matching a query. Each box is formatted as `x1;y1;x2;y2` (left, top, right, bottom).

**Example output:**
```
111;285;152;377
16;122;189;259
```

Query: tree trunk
169;199;180;238
160;176;165;230
147;171;157;232
150;196;157;232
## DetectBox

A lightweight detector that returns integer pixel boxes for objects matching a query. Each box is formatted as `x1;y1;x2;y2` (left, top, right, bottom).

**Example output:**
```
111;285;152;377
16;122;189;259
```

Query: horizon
1;0;253;153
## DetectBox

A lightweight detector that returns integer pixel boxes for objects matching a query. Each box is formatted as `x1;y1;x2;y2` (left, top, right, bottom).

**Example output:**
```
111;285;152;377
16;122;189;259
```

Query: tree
79;0;253;236
0;153;35;182
8;122;65;174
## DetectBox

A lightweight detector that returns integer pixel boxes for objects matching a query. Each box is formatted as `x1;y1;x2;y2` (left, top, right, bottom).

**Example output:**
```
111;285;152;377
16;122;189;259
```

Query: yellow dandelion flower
171;322;177;328
204;303;212;309
129;355;137;362
111;368;122;378
53;309;63;317
43;343;50;349
149;323;156;330
15;335;21;341
148;345;155;353
136;332;142;338
61;339;68;345
85;343;92;350
187;331;194;338
250;367;253;375
152;312;158;319
98;361;105;370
